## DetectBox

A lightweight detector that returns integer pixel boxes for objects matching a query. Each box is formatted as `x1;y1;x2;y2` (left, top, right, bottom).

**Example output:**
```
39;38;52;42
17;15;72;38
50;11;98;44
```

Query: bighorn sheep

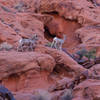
51;34;66;50
17;34;38;52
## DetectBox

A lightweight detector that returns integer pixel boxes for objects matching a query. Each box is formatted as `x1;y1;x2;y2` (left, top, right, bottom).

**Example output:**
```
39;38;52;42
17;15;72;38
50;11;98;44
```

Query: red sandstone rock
15;93;36;100
0;51;55;91
40;0;100;25
73;79;100;100
90;64;100;75
0;7;47;45
35;45;89;76
45;14;81;52
15;89;52;100
0;0;100;99
75;25;100;56
48;77;71;92
39;0;100;53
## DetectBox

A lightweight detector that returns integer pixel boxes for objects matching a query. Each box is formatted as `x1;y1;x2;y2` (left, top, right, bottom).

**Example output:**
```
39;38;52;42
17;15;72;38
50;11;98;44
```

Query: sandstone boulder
35;45;89;76
0;51;55;91
73;79;100;100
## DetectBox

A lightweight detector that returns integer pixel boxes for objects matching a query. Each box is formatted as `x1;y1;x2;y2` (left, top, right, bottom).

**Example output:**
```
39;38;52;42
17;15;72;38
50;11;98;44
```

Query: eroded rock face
0;51;55;91
0;46;88;92
45;14;81;53
15;93;36;100
0;12;46;46
35;45;87;76
0;0;47;46
0;0;100;100
39;0;100;54
40;0;100;26
75;25;100;56
15;89;52;100
73;79;100;100
90;64;100;75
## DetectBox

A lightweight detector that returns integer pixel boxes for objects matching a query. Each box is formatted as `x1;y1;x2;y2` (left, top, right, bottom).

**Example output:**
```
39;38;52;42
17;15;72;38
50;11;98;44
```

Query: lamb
17;34;38;52
51;34;66;50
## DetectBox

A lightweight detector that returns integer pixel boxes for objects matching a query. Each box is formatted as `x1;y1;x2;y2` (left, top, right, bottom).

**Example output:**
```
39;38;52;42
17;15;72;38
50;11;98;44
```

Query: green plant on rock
76;48;88;59
76;48;96;60
84;48;96;60
45;42;52;47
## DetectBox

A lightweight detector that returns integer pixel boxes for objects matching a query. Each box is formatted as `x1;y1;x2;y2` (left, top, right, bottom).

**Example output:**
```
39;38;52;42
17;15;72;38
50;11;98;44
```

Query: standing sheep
51;34;66;50
17;34;38;52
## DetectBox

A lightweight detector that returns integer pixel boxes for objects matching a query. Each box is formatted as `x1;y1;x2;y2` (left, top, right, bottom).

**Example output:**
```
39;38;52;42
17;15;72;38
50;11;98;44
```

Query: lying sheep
0;42;13;51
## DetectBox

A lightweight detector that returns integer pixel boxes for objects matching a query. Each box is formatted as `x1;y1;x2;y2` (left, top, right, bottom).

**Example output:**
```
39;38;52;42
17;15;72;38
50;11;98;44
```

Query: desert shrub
59;89;73;100
45;42;52;47
76;48;88;59
0;42;13;51
60;94;73;100
84;48;96;60
76;48;96;60
14;1;28;12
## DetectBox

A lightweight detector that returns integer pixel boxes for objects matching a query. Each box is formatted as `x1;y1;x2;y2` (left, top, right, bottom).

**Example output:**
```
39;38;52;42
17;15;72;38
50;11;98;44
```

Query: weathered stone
0;51;55;91
73;79;100;100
